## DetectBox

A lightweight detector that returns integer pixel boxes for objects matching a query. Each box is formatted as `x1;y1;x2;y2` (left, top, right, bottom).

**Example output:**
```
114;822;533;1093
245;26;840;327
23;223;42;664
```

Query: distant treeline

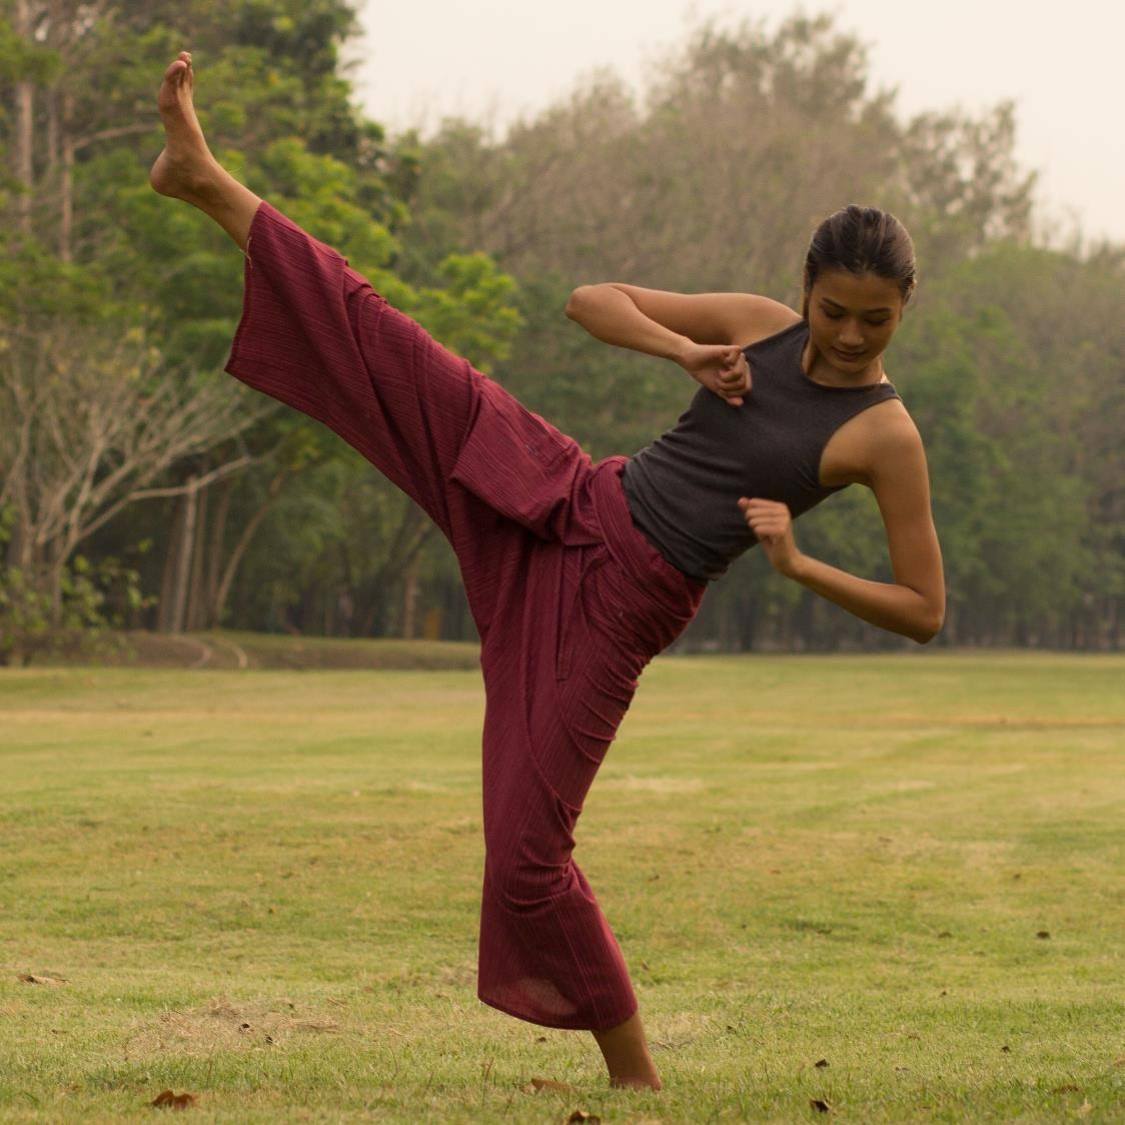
1;2;1120;663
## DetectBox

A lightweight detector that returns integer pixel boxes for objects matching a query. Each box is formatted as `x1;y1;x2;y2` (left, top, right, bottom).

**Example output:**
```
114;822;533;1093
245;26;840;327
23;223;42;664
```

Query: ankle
184;160;229;205
609;1071;662;1091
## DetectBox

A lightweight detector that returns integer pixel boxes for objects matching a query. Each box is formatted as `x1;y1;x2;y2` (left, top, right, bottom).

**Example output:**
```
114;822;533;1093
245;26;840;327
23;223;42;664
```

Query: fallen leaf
522;1076;576;1094
1076;1099;1093;1117
937;931;953;939
18;973;68;986
150;1089;198;1110
1036;930;1051;939
1051;1084;1081;1093
809;1097;833;1112
814;1058;829;1068
535;1035;548;1043
567;1112;600;1124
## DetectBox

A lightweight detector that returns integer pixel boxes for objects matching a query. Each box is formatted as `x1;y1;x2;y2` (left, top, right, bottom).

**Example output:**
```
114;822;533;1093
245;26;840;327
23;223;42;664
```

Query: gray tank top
621;319;901;582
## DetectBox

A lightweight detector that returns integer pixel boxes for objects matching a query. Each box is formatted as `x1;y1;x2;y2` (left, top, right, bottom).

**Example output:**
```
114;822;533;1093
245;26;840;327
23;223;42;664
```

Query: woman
151;52;944;1091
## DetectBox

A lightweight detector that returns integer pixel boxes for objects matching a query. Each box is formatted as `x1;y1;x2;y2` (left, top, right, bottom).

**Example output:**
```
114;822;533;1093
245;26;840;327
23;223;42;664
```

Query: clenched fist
738;497;803;577
678;341;752;406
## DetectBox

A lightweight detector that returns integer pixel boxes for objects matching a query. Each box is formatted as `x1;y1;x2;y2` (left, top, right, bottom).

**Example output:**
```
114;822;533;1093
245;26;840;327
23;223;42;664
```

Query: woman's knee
483;799;578;910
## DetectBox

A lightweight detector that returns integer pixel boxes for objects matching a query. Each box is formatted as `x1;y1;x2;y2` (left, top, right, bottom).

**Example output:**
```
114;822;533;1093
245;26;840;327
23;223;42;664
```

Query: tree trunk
60;92;74;264
46;539;63;627
13;0;35;240
167;476;199;633
157;495;182;633
204;476;233;628
401;553;421;639
185;480;210;632
46;84;58;179
211;469;291;629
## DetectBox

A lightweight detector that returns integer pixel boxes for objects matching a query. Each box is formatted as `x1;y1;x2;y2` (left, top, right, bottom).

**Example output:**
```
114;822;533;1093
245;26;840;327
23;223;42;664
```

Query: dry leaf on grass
150;1089;198;1109
567;1111;601;1124
18;973;68;985
521;1076;576;1094
810;1097;833;1113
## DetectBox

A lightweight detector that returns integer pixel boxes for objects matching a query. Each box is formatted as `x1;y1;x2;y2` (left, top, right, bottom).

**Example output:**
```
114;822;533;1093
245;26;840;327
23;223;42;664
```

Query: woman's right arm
565;283;799;405
565;284;693;362
566;283;798;353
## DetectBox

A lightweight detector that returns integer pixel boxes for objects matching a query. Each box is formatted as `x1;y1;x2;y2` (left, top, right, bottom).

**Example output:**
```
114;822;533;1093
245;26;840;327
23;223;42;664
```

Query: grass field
1;644;1122;1122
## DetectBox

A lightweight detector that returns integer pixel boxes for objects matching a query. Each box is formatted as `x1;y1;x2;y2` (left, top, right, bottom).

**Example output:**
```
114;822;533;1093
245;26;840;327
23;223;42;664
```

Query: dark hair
802;204;916;319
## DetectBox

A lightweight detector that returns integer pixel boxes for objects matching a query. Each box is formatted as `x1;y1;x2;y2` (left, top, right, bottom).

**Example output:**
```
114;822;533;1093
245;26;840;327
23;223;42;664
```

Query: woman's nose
839;321;864;346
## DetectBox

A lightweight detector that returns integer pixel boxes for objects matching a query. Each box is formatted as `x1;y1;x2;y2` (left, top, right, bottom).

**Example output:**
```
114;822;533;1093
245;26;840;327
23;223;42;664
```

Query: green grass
1;648;1122;1122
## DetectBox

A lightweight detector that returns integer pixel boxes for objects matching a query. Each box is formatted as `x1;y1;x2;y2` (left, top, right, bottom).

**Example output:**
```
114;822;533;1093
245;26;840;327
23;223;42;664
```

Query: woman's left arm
739;415;946;644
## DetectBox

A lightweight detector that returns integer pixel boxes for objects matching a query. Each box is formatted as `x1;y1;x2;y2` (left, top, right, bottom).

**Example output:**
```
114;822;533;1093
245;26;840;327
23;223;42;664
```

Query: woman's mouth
833;347;865;361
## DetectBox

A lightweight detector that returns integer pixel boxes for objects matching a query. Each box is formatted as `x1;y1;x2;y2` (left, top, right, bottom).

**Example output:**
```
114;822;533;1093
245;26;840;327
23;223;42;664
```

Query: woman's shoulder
734;300;804;351
852;398;925;482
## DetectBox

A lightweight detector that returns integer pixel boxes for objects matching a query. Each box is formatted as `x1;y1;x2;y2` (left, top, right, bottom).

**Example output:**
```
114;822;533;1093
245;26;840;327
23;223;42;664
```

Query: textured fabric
224;201;706;1031
621;319;902;581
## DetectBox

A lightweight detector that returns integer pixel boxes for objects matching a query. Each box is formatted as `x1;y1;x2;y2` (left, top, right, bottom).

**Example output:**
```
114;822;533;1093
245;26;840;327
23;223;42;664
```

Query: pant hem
477;991;638;1033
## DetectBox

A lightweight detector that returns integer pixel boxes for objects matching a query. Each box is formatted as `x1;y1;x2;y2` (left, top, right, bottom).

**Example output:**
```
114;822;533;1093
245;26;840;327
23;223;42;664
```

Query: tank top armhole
739;317;807;356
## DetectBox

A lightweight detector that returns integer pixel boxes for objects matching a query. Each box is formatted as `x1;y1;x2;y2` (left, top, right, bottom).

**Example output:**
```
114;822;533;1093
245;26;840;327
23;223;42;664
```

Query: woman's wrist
783;551;811;581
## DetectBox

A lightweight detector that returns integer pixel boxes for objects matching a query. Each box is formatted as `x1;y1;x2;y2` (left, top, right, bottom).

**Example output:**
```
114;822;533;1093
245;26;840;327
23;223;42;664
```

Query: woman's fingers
717;356;751;404
738;498;789;527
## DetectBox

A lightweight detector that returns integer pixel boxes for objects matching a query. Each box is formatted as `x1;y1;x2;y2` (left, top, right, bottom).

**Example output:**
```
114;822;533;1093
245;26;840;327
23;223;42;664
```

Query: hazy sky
343;0;1125;246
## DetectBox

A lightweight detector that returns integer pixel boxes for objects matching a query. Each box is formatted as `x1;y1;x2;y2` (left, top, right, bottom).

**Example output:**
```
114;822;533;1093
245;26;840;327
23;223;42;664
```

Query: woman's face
805;269;905;372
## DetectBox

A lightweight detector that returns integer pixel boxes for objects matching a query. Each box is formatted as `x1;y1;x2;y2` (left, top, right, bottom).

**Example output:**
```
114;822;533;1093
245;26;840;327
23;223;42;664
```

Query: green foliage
2;3;1120;649
0;546;154;669
413;252;524;374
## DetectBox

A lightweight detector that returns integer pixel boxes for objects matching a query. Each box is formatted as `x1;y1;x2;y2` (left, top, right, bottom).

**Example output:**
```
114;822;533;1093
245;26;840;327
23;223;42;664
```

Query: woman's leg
153;54;668;1088
151;50;595;637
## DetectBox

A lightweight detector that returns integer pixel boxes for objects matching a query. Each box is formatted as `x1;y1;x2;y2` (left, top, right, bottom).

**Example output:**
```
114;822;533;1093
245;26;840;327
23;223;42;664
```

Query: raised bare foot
150;52;220;201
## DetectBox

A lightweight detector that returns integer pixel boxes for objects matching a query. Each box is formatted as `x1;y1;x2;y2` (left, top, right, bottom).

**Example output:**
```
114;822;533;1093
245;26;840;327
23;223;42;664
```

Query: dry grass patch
121;994;350;1061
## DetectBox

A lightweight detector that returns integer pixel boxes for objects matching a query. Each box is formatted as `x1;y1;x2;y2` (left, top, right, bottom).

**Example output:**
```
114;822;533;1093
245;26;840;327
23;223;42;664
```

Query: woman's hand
678;341;752;406
738;497;803;576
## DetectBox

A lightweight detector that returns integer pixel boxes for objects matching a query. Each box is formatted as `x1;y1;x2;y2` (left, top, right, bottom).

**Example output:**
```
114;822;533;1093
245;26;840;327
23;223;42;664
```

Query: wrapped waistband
588;456;706;646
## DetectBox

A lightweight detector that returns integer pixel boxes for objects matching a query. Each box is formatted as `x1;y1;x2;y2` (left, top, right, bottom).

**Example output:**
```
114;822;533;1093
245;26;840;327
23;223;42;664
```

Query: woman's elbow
911;610;945;645
565;285;597;318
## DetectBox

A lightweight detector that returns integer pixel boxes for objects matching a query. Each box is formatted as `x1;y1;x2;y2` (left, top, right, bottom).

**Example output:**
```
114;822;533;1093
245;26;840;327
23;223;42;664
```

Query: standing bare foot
150;51;221;202
592;1011;663;1091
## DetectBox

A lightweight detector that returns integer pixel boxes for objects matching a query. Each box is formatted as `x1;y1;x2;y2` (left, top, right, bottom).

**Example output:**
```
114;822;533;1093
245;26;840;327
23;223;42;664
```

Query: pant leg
222;203;710;1031
223;199;596;636
475;463;707;1031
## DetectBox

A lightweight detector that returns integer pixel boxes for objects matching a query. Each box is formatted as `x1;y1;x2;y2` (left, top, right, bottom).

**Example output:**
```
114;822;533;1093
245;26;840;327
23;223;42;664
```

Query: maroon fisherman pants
224;201;706;1030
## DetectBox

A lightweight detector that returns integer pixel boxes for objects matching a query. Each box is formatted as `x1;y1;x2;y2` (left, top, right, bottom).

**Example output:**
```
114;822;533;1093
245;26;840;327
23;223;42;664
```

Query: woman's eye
822;310;842;319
